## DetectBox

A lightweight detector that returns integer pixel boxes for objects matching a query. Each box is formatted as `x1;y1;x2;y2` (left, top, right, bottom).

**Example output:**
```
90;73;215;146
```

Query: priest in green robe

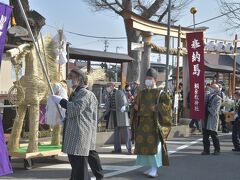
131;68;172;178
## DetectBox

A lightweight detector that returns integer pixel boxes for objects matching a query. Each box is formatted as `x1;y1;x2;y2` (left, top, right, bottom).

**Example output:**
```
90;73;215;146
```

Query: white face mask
66;79;73;88
145;79;153;87
106;87;112;93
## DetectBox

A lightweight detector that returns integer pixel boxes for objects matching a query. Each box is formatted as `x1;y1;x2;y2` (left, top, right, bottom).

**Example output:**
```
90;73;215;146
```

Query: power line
46;24;127;40
187;6;240;27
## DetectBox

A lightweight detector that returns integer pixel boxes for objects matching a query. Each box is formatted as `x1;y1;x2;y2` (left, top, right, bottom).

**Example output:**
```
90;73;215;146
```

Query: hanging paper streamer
0;3;12;66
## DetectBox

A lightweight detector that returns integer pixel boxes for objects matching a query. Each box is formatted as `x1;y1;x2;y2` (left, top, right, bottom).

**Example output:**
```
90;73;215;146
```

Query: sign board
187;32;205;120
131;42;144;51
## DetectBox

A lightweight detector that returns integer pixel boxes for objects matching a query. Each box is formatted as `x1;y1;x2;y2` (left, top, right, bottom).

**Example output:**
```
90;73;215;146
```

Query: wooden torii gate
121;10;208;118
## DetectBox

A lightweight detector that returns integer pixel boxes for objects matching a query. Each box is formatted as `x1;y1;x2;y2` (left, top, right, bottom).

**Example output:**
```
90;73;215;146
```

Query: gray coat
62;88;98;156
107;89;130;129
203;94;222;132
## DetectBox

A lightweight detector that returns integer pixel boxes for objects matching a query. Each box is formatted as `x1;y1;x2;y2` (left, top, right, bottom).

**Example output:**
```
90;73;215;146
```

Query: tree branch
101;0;121;15
115;0;124;10
141;0;164;19
157;5;169;22
134;0;147;11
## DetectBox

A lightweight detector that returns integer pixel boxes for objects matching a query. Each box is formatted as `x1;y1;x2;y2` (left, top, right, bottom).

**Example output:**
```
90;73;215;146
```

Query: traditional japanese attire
132;88;171;168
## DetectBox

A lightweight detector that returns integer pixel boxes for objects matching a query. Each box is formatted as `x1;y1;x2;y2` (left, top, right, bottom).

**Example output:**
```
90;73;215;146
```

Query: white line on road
12;133;231;180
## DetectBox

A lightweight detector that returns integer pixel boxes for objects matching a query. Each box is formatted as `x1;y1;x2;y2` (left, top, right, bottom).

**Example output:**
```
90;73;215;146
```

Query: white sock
148;167;157;177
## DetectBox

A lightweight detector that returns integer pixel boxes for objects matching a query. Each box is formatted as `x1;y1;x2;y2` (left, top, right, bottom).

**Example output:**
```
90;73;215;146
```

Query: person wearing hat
52;69;103;180
131;68;171;178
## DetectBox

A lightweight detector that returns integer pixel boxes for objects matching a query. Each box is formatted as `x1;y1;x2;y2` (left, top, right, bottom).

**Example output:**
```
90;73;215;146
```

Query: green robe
131;88;172;166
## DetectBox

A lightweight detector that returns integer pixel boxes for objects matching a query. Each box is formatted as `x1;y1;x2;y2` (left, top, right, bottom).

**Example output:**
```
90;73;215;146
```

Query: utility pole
165;0;172;92
104;39;109;52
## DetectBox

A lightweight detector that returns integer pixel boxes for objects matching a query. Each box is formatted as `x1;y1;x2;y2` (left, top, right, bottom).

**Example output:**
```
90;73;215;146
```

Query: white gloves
234;113;238;120
51;95;62;104
121;106;126;112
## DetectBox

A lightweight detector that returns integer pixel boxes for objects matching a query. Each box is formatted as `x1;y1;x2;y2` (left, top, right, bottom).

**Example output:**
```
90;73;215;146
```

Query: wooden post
140;31;153;85
229;73;232;97
216;72;219;83
232;34;238;96
120;63;123;87
87;61;91;73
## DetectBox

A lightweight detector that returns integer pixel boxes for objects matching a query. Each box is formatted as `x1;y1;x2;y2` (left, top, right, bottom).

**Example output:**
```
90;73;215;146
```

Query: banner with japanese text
0;3;11;66
187;32;205;120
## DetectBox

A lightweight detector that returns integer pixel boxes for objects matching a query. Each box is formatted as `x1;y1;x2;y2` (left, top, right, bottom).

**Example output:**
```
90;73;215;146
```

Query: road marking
13;133;231;180
38;164;141;179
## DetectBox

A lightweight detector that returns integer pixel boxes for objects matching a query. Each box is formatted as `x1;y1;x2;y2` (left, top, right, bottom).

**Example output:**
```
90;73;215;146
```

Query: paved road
1;132;240;180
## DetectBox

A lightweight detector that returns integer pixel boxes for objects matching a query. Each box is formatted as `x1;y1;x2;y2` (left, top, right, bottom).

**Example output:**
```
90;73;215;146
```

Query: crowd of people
50;67;173;179
2;67;240;180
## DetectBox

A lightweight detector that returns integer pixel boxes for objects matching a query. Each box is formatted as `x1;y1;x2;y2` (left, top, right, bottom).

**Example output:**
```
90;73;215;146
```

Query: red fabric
187;32;205;119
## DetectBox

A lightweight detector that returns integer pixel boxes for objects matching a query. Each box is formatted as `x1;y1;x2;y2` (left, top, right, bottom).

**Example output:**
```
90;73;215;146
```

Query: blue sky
0;0;237;54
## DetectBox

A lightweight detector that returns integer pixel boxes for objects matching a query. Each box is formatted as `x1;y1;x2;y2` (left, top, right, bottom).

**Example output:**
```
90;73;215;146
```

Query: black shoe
222;130;229;133
111;150;122;154
212;151;220;155
232;148;240;152
201;151;210;155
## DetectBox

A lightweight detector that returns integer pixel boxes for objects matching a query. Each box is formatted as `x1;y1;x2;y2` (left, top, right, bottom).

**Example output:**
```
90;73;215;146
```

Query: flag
187;32;205;119
0;3;12;66
0;115;13;176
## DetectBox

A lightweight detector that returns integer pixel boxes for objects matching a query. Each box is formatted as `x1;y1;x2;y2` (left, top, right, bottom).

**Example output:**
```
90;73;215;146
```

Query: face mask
126;88;131;91
208;88;213;94
145;79;153;87
106;87;112;93
66;79;73;88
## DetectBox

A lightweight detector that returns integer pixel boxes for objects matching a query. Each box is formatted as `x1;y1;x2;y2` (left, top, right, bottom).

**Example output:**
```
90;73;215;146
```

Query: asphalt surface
1;132;240;180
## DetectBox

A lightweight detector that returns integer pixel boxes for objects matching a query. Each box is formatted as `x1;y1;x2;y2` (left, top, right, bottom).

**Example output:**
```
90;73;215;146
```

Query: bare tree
85;0;193;82
218;0;240;33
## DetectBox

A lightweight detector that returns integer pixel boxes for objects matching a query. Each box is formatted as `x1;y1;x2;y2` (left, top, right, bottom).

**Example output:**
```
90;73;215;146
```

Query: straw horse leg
51;124;62;146
27;103;40;153
8;105;27;152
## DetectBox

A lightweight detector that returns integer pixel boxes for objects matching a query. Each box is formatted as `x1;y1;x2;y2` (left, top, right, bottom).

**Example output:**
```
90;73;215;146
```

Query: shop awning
69;47;134;63
204;53;240;73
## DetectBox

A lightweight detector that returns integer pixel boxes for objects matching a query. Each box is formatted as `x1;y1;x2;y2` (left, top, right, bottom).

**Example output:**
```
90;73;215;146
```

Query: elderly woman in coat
52;69;103;180
105;82;132;154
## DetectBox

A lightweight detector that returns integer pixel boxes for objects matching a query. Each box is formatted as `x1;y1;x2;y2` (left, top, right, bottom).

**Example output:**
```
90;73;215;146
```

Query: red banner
187;32;205;120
